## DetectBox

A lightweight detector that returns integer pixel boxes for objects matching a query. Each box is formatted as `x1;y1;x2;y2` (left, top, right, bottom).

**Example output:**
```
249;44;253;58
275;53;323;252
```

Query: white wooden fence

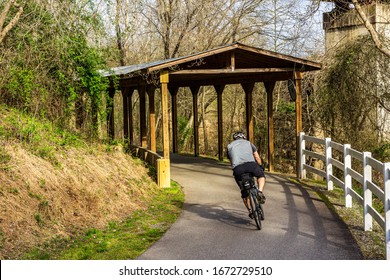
299;132;390;260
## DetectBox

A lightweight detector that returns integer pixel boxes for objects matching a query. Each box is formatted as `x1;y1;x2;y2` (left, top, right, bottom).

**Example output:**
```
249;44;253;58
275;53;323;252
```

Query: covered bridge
102;42;322;187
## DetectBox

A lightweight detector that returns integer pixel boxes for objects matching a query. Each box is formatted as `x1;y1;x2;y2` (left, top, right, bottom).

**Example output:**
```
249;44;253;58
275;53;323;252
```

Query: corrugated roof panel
100;56;184;77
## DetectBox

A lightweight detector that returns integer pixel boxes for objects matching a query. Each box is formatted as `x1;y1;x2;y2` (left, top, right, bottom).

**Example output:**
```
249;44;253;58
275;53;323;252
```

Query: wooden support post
191;86;200;157
242;83;255;143
138;86;147;148
156;73;171;190
170;86;179;154
214;85;225;161
160;71;170;159
122;88;129;142
122;87;135;144
230;50;236;71
128;89;134;145
148;86;156;153
295;71;303;178
157;158;170;188
107;88;115;140
265;82;276;172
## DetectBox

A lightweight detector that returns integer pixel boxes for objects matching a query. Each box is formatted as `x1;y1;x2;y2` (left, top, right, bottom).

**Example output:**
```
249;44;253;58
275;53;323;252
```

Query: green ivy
316;36;390;150
59;34;109;136
373;143;390;162
6;68;35;111
277;100;295;114
1;1;110;139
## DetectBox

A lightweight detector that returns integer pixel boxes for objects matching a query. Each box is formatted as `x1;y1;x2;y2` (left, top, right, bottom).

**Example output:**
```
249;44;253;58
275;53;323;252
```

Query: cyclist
226;131;266;219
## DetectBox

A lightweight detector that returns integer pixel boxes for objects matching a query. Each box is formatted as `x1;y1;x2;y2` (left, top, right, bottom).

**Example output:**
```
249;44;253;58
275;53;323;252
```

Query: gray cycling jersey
227;139;257;169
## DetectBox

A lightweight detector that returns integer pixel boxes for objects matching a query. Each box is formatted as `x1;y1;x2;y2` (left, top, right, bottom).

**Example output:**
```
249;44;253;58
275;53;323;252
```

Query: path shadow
183;202;259;230
268;173;363;258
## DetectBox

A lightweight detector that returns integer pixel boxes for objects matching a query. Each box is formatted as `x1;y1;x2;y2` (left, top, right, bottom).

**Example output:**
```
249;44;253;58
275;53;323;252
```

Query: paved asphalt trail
138;154;362;260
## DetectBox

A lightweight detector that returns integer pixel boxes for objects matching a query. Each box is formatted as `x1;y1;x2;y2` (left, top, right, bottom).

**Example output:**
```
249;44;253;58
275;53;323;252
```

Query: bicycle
240;173;265;230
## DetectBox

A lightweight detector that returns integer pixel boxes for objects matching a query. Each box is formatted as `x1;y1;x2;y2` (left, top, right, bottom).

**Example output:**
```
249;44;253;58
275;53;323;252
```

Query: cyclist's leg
241;191;254;218
251;163;266;203
256;179;266;204
246;162;265;191
257;176;265;192
234;173;252;217
243;197;252;217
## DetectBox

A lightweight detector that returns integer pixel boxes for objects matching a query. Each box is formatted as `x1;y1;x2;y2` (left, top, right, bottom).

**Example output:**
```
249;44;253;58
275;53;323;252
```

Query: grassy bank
0;104;184;259
23;182;183;260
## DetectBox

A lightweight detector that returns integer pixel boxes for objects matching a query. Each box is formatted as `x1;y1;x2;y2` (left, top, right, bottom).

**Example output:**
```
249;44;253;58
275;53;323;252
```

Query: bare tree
115;0;126;66
0;0;23;44
110;0;150;65
134;0;273;58
138;0;208;59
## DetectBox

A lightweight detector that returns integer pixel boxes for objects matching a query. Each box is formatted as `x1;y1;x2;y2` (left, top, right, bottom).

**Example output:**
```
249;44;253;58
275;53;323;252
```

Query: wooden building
102;42;321;186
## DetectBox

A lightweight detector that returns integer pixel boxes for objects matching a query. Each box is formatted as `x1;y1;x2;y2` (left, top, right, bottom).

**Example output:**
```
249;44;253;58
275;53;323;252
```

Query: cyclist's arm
253;151;262;166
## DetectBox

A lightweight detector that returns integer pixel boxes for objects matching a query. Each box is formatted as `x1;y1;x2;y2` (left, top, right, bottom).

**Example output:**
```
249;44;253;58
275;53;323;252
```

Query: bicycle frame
240;173;264;230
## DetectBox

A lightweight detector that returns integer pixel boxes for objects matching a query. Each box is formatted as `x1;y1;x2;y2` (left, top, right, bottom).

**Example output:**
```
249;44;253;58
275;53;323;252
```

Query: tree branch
0;0;23;44
351;0;390;58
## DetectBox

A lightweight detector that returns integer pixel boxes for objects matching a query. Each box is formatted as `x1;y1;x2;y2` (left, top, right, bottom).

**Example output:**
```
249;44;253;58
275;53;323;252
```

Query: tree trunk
115;0;126;66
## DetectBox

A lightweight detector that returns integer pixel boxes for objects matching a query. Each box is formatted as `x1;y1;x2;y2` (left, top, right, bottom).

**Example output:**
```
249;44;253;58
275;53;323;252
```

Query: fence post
384;162;390;260
344;144;352;208
325;137;333;191
363;152;373;231
299;132;306;179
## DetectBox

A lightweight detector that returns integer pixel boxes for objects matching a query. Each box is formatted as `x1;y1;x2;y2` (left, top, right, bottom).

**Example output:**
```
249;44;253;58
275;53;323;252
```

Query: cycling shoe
257;191;266;204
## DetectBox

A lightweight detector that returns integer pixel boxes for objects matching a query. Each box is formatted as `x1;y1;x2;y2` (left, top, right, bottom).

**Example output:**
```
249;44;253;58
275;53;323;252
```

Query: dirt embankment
0;142;157;259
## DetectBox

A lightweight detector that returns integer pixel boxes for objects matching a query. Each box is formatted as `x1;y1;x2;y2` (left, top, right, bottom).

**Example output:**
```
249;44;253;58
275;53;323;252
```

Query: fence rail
128;144;162;168
299;132;390;260
128;145;170;188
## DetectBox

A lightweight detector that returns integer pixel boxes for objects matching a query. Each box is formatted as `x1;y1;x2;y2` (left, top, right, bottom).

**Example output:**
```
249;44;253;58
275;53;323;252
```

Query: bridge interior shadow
170;154;233;180
170;153;230;167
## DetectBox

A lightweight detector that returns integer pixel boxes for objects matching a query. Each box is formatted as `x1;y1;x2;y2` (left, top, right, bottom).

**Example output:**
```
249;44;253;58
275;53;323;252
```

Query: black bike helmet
233;131;246;140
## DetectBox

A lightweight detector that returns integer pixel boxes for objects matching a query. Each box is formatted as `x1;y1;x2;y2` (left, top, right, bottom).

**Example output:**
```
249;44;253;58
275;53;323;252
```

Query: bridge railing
299;132;390;260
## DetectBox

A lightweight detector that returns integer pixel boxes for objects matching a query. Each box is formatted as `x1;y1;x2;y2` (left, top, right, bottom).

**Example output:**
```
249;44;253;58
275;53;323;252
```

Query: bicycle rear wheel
249;190;262;230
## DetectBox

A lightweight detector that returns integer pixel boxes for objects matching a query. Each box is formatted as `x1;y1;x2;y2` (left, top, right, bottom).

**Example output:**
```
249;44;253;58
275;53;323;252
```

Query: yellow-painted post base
157;159;170;188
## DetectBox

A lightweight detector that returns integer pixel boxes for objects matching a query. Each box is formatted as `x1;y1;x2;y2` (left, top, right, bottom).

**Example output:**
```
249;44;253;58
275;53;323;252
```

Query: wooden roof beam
169;72;294;87
170;68;294;75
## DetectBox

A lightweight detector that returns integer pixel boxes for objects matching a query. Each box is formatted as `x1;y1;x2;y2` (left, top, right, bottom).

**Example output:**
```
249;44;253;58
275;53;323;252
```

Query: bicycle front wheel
249;190;262;230
259;202;264;220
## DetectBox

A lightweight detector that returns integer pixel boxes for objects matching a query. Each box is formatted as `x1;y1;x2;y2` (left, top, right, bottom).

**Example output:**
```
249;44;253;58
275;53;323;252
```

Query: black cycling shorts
233;162;265;198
